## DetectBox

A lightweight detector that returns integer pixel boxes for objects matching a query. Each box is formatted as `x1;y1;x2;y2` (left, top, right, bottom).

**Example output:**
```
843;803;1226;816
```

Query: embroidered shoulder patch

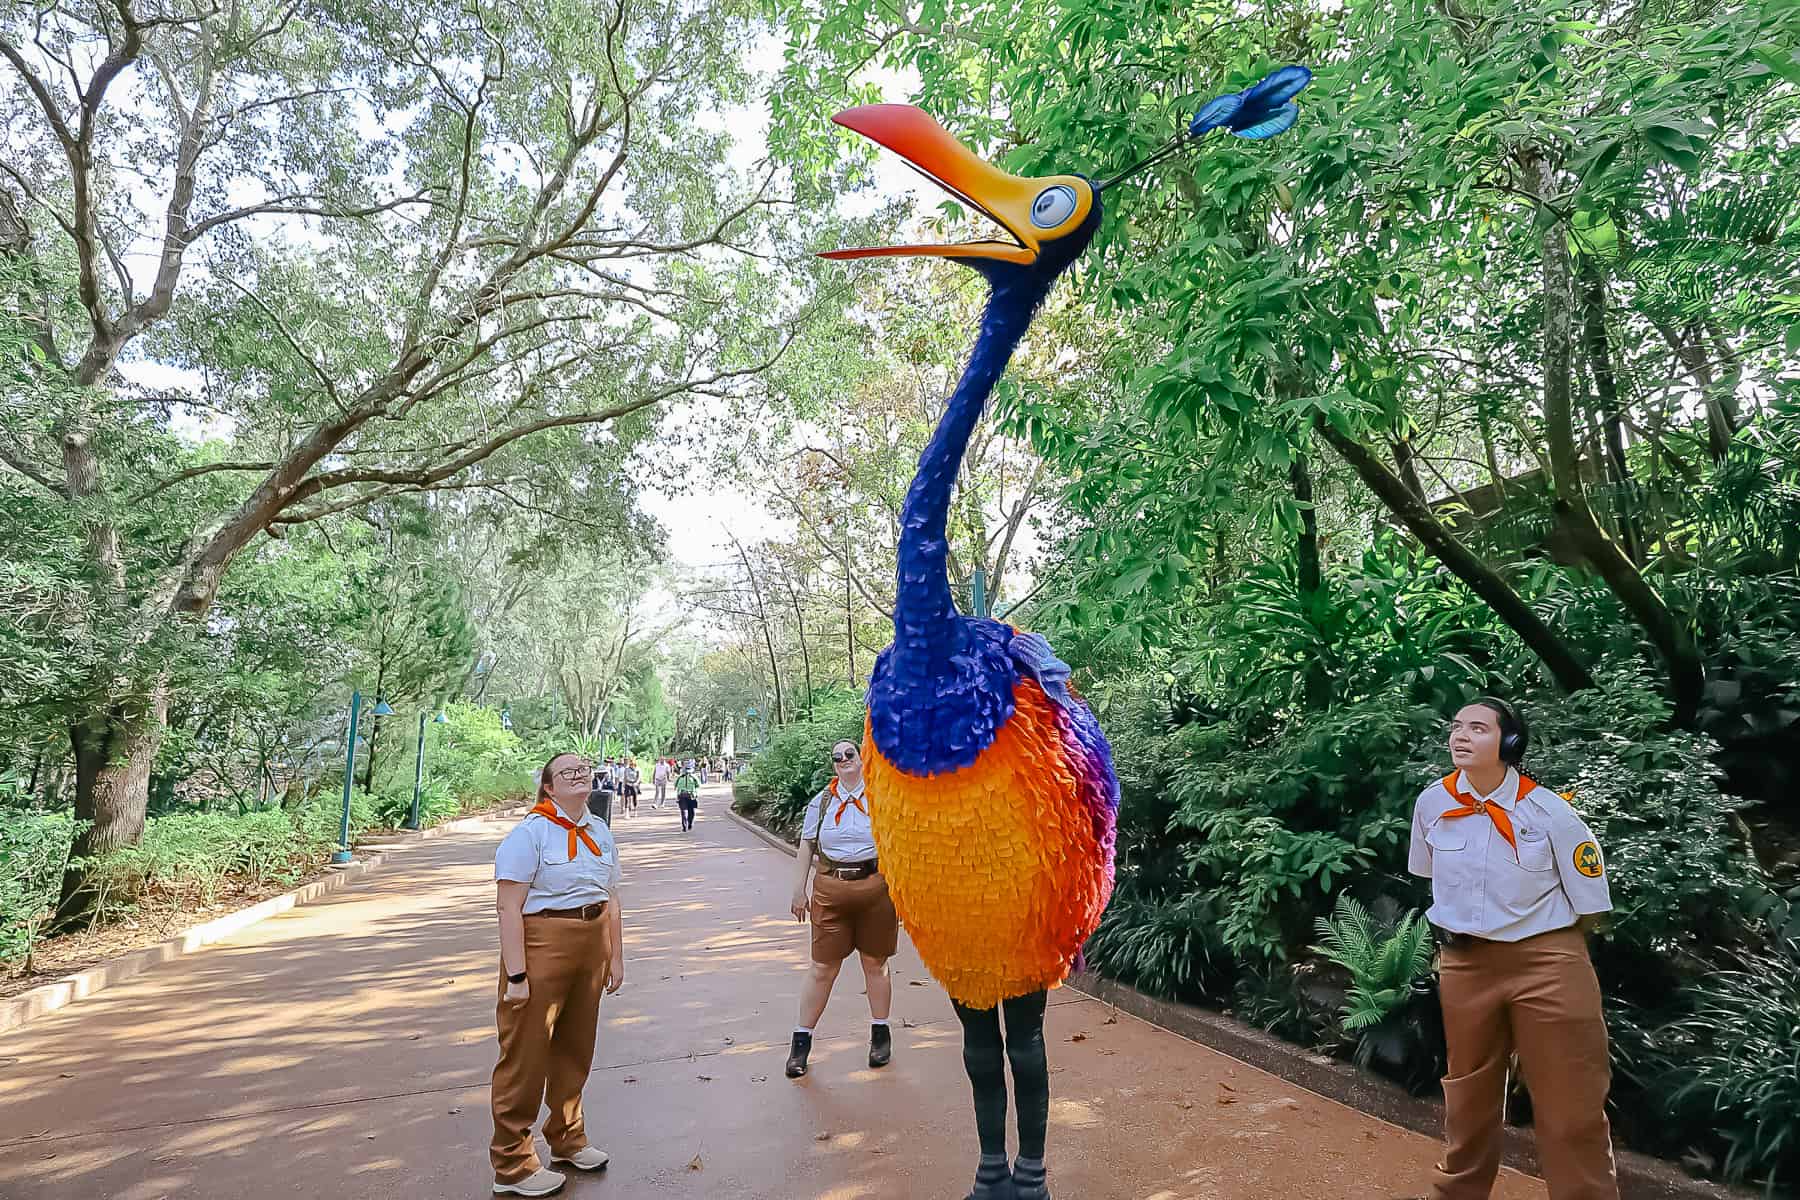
1572;841;1604;878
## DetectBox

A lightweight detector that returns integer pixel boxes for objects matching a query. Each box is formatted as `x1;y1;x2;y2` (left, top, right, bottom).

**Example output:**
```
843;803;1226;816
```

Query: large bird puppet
822;65;1312;1200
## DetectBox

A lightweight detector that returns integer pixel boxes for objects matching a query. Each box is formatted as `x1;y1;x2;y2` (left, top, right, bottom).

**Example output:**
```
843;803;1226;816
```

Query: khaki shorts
809;869;898;963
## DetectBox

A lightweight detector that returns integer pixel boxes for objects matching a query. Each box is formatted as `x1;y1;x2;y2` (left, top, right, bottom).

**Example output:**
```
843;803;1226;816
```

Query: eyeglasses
831;748;858;764
554;763;594;783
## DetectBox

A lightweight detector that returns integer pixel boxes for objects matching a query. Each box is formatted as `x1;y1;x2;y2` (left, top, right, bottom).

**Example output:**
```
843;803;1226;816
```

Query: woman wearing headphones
1408;699;1618;1200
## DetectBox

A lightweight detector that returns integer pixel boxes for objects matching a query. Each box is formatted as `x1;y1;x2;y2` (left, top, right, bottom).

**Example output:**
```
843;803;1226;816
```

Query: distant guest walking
490;753;626;1197
675;764;701;831
653;758;671;808
784;739;898;1078
1410;698;1618;1200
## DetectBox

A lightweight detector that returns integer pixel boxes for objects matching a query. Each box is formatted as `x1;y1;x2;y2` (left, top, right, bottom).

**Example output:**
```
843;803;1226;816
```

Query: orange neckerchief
1439;772;1539;857
827;777;867;825
531;799;602;862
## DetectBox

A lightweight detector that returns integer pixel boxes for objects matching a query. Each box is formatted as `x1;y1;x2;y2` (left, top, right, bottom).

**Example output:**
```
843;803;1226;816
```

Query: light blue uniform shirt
494;808;621;914
1408;767;1612;942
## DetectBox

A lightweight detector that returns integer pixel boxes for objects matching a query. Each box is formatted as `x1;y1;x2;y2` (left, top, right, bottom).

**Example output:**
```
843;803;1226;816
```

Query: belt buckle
580;902;604;920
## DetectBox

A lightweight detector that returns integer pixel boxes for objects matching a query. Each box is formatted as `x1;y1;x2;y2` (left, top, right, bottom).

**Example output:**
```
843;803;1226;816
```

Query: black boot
869;1022;892;1068
785;1031;812;1078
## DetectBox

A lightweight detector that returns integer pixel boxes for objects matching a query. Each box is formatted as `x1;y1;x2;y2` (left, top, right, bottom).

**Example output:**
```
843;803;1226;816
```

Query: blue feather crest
1190;65;1312;140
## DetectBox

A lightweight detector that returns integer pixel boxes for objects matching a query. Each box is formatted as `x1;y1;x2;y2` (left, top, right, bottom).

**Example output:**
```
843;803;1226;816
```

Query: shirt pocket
1514;828;1555;873
1425;821;1469;853
536;840;595;890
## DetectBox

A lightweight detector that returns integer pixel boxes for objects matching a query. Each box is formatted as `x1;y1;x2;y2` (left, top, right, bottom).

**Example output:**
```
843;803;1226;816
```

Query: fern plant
1311;894;1438;1072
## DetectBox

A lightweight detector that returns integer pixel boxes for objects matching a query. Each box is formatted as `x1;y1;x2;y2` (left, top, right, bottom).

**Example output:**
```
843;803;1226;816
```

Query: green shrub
1636;939;1800;1191
0;812;80;967
1311;894;1439;1081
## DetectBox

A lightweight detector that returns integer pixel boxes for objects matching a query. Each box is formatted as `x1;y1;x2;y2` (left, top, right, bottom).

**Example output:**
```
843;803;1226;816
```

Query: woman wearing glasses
489;753;626;1197
784;739;899;1079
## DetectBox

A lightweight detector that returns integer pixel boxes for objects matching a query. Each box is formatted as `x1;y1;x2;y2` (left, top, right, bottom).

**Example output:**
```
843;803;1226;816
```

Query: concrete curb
726;806;800;857
730;806;1746;1199
0;802;530;1038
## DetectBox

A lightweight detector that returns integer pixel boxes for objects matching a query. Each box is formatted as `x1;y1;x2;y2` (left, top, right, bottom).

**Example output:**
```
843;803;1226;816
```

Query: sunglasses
554;763;594;783
832;748;859;764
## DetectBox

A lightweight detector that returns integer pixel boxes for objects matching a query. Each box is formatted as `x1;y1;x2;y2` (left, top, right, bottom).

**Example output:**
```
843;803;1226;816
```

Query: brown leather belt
820;859;878;882
535;902;609;921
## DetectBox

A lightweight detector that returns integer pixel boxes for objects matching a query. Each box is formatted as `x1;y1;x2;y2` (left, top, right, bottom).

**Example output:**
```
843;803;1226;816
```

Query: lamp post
402;710;447;831
335;692;394;862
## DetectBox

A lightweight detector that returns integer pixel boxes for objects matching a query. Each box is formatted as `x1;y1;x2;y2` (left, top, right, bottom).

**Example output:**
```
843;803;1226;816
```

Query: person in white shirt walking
1409;698;1618;1200
784;739;897;1079
653;758;671;808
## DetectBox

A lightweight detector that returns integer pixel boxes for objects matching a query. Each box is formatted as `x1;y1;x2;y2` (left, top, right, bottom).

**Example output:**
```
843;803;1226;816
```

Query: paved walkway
0;785;1543;1200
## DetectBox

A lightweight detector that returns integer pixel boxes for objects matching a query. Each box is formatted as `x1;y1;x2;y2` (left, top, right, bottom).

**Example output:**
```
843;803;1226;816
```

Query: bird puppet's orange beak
822;105;1093;266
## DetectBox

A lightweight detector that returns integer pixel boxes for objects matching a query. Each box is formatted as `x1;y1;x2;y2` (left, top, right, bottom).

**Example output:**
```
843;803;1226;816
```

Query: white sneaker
551;1146;610;1172
493;1167;565;1196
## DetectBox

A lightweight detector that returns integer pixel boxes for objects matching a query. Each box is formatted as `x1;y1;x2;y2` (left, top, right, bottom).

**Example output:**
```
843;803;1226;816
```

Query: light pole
404;709;450;831
335;692;395;863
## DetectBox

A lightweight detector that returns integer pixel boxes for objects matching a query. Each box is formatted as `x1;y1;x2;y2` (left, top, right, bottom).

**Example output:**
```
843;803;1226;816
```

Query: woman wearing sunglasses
489;753;626;1197
784;739;899;1079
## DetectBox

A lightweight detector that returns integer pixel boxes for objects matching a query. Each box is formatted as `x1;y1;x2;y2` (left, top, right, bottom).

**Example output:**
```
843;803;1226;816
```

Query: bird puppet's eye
1029;185;1078;229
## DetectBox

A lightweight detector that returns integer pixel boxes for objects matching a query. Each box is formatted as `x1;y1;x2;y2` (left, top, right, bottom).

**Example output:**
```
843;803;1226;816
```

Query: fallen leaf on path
1069;1033;1087;1043
908;980;926;987
815;1132;831;1142
1104;1007;1119;1024
1177;1100;1195;1110
687;1154;704;1172
58;1072;73;1078
751;1074;768;1083
698;1074;714;1082
622;1076;638;1084
1219;1082;1237;1093
408;1034;421;1040
723;1036;735;1045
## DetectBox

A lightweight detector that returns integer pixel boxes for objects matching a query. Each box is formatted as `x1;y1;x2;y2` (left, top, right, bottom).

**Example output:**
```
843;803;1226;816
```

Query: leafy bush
1652;939;1800;1191
1085;886;1237;1004
0;811;80;966
1311;894;1440;1083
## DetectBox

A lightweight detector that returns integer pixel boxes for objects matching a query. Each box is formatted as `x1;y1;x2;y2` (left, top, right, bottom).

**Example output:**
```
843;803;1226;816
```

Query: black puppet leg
1003;990;1051;1200
953;1000;1015;1200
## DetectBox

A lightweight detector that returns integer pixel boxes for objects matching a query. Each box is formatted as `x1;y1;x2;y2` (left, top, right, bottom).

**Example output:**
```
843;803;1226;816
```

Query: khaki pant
809;869;899;963
490;911;612;1183
1434;926;1618;1200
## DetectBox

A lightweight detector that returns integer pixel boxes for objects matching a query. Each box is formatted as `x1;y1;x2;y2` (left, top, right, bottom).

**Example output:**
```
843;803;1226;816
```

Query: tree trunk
1290;454;1333;710
1392;437;1429;502
1316;418;1596;694
56;682;170;927
1652;318;1735;461
1531;153;1703;724
1578;261;1645;566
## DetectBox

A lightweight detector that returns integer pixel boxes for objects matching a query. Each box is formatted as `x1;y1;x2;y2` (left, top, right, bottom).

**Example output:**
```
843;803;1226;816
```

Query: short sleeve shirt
494;809;622;914
801;781;877;863
1408;768;1611;941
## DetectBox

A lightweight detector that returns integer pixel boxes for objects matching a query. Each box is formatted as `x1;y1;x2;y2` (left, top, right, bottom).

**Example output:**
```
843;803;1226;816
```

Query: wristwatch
507;970;527;984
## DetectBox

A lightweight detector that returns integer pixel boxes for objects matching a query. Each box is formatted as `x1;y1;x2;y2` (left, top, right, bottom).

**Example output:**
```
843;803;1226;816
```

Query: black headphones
1472;696;1529;765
